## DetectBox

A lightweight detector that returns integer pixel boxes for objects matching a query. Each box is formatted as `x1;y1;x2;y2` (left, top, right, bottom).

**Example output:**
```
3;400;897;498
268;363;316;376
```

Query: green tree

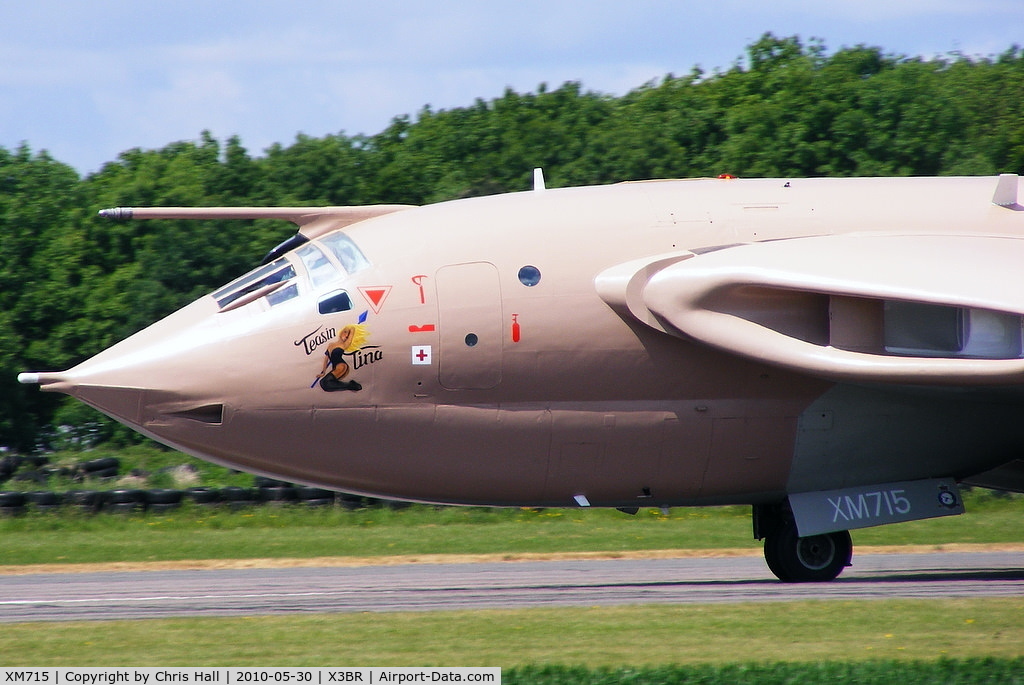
4;36;1024;451
0;145;81;449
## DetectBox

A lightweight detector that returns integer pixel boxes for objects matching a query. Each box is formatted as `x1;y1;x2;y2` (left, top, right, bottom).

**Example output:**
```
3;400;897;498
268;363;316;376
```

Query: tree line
2;34;1023;451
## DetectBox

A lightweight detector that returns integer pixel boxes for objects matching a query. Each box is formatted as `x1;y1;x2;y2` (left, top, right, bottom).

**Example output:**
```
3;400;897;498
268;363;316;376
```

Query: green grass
2;600;1021;666
0;504;753;565
505;661;1024;684
2;464;1022;676
1;489;1022;566
4;446;1023;566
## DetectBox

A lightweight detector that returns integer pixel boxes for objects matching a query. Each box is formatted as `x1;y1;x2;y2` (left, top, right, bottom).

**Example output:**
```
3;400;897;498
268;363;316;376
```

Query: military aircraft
18;172;1024;582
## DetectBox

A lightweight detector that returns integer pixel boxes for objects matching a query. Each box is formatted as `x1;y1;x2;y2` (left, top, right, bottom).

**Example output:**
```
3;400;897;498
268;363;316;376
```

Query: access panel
435;262;503;389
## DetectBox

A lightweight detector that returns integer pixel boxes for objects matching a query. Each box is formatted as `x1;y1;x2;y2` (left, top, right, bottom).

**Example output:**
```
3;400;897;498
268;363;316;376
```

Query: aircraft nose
18;296;226;431
17;372;59;386
21;369;153;426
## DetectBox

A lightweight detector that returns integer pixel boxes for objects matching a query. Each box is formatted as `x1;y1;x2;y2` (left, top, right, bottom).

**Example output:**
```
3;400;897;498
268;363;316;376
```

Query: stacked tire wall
0;485;372;515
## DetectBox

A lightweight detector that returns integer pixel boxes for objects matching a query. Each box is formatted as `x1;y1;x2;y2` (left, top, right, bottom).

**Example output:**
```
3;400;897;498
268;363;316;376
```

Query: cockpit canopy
211;231;369;313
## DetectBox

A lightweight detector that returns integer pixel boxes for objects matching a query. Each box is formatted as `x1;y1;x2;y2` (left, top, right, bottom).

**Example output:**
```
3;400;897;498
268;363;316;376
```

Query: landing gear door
436;262;503;390
788;477;964;537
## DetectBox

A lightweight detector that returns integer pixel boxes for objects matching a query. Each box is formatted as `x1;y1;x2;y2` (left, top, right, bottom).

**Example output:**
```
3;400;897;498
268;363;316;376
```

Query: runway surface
2;551;1022;622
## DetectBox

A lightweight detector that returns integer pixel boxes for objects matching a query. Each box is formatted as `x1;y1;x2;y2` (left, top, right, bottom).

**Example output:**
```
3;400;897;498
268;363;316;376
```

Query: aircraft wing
597;234;1024;385
98;204;416;265
97;205;414;235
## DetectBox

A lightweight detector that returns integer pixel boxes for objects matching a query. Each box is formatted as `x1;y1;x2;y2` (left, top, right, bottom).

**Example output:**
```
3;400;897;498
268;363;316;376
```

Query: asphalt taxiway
1;551;1022;622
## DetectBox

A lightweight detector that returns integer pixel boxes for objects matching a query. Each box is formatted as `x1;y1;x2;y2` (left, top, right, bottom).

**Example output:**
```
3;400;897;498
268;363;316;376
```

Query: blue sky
3;0;1022;175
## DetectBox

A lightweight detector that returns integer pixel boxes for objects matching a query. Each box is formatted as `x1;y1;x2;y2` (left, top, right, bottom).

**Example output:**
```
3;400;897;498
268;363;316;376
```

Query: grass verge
0;504;753;566
1;599;1021;666
501;660;1024;684
1;489;1022;567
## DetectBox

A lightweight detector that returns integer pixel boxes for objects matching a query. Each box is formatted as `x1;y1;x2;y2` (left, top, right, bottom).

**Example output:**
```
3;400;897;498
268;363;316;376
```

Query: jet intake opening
701;286;1024;362
883;301;1023;359
167;404;225;425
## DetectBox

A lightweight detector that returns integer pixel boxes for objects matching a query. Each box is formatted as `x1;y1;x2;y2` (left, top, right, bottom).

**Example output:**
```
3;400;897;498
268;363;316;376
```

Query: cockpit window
213;259;297;310
318;289;353;314
267;282;299;307
296;244;340;288
320;232;370;274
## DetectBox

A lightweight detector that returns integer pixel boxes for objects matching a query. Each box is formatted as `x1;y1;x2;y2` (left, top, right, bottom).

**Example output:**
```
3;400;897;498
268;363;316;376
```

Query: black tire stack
79;457;121;480
26;491;63;512
106;489;148;514
0;454;398;514
65;489;108;513
0;491;26;516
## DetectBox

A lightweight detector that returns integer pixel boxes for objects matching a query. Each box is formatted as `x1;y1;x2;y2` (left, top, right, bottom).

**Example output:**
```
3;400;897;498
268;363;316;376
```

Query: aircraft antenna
993;173;1019;207
533;168;546;192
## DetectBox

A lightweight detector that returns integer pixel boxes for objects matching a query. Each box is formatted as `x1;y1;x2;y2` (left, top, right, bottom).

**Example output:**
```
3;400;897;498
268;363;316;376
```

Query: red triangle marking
359;286;392;314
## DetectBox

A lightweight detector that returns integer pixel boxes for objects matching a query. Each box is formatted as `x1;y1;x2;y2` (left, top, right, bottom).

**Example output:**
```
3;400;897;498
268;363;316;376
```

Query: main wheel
764;522;852;582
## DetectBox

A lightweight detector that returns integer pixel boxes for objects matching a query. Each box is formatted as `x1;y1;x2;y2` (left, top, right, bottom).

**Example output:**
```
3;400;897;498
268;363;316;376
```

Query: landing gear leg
754;504;852;582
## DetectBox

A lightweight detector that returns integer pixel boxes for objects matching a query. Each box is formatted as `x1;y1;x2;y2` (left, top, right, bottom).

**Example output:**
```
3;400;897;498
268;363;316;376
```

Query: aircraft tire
764;524;852;582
